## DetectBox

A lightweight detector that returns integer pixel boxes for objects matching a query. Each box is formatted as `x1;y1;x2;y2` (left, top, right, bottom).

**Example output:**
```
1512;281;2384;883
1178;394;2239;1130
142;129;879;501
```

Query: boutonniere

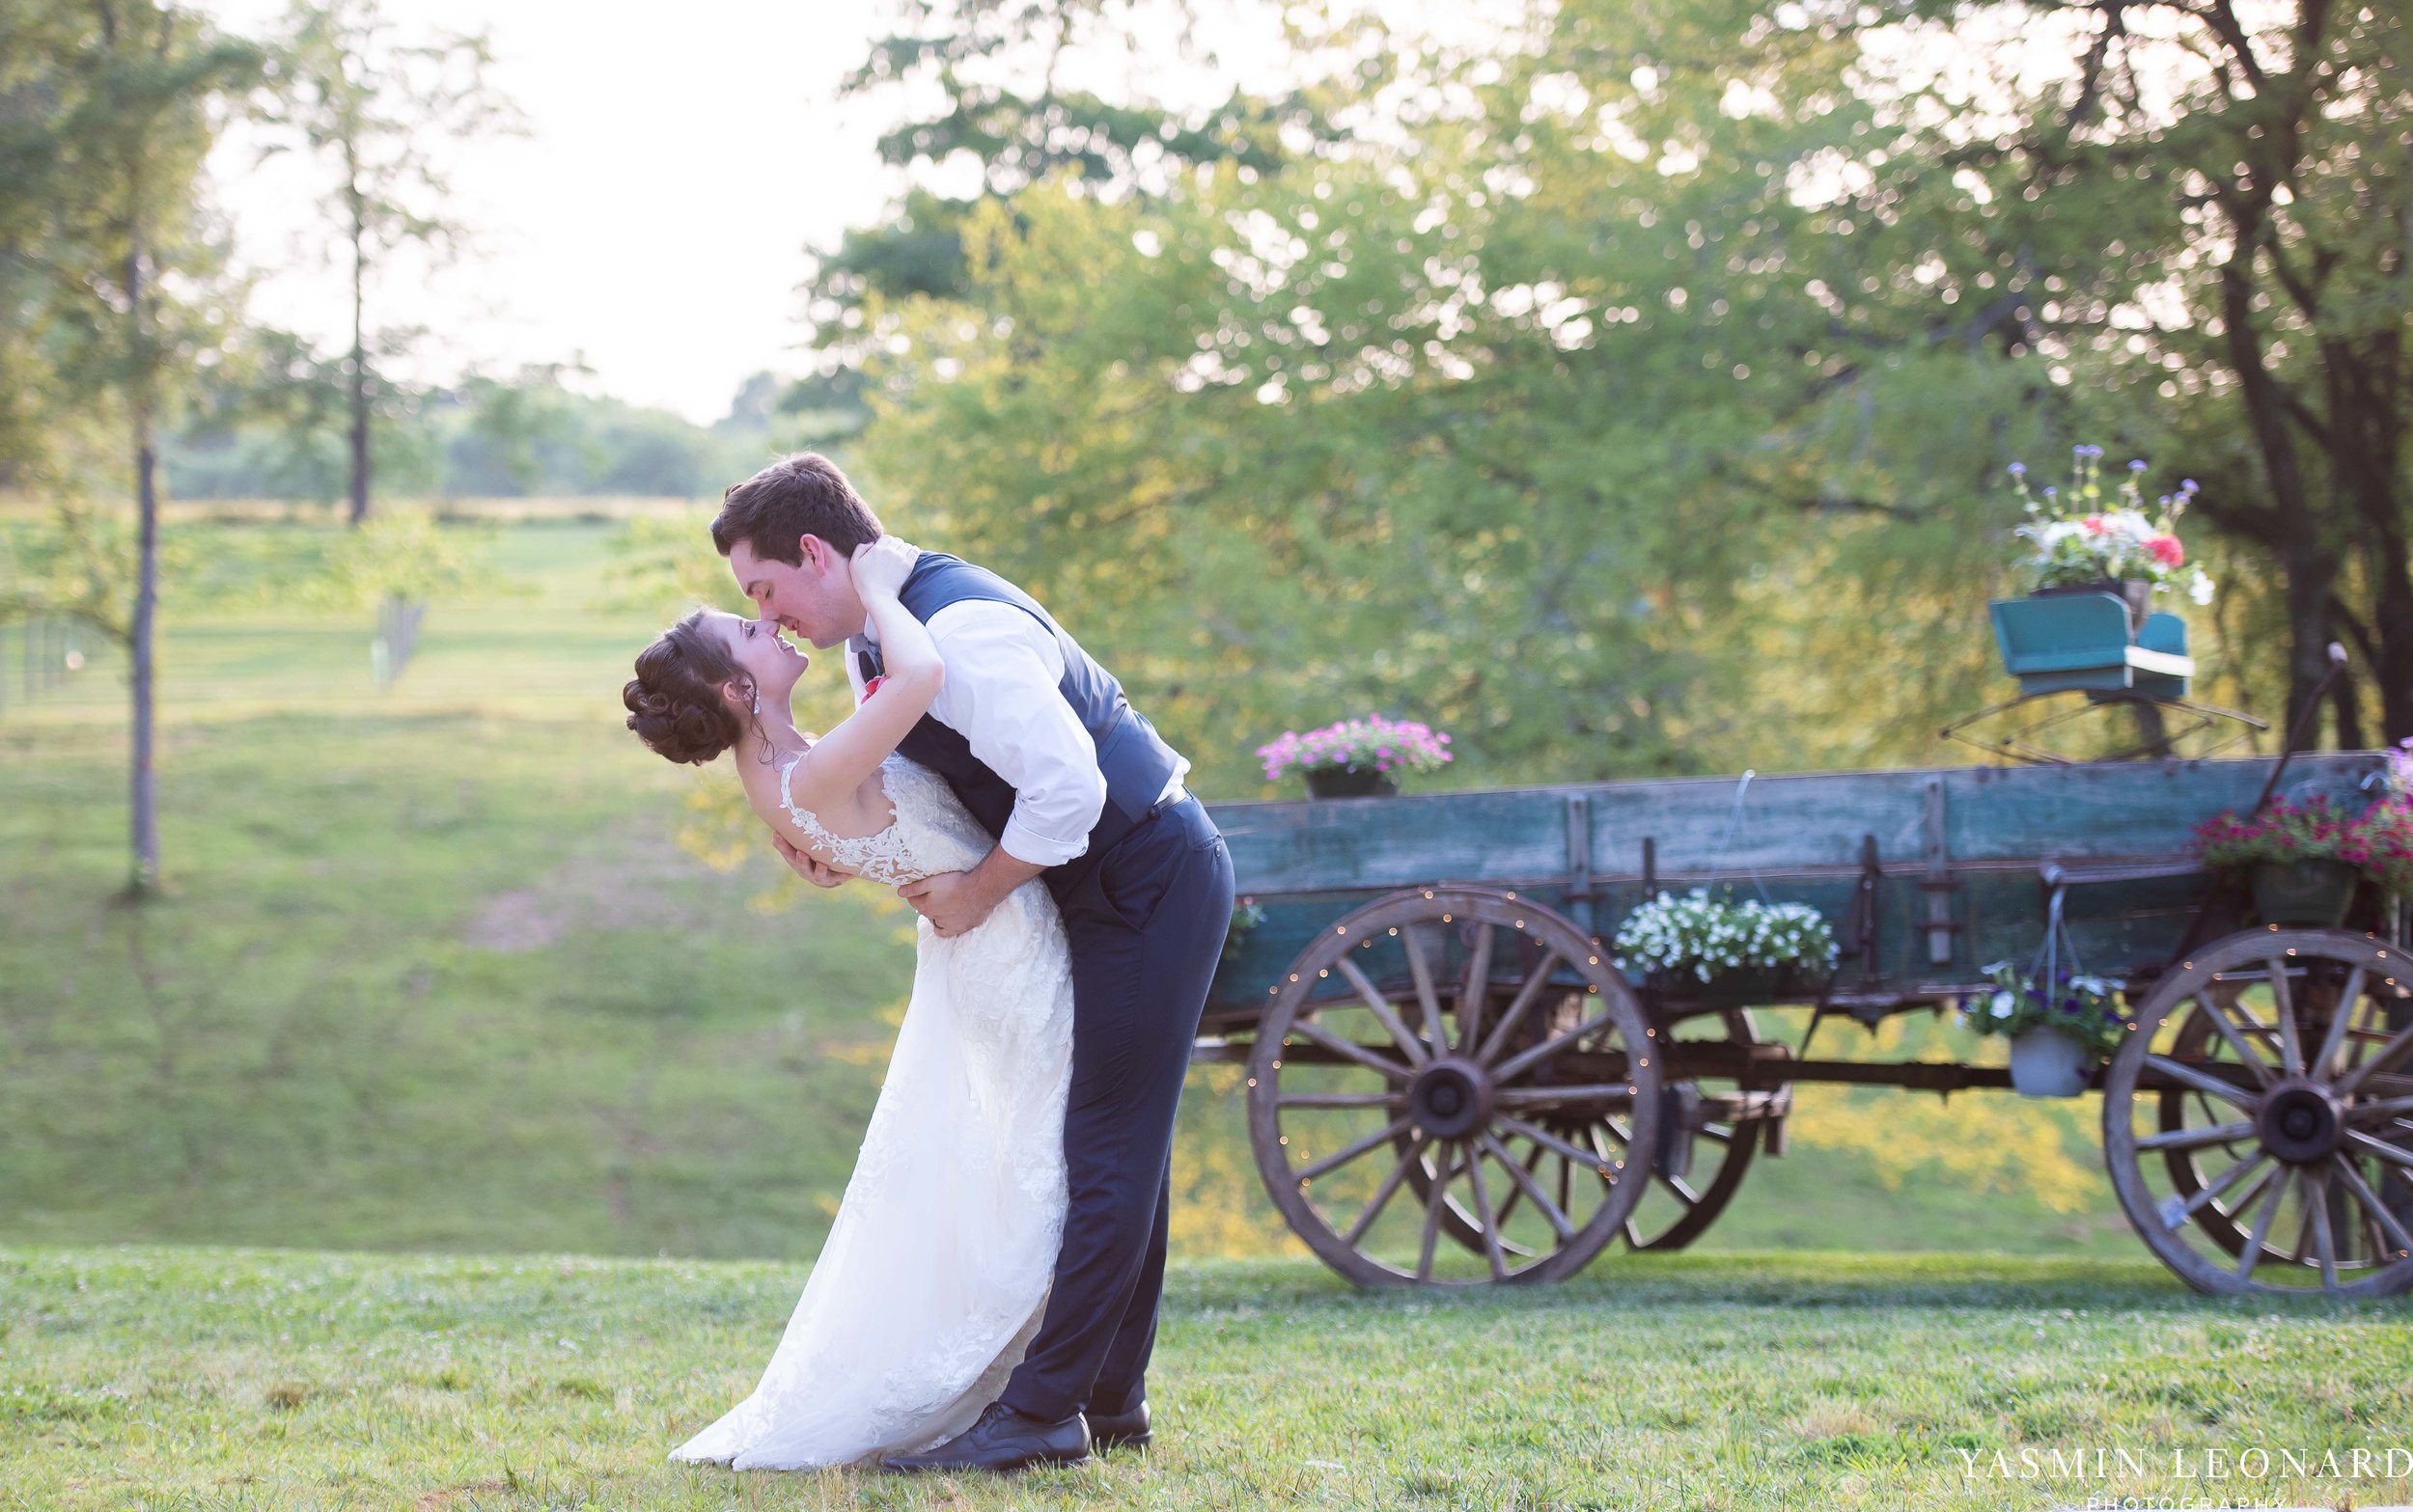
861;675;887;701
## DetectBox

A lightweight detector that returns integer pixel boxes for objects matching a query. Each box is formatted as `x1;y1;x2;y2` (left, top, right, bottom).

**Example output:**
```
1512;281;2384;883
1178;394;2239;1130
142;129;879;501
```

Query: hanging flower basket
1612;888;1838;1008
2009;1024;2096;1097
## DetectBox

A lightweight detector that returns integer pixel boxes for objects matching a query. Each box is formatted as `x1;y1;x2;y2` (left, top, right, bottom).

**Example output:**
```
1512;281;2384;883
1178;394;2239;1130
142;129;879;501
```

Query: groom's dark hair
711;453;884;565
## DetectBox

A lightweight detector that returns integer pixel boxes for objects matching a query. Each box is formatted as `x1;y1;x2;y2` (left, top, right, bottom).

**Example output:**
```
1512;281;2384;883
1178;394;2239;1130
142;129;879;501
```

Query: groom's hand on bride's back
771;829;848;889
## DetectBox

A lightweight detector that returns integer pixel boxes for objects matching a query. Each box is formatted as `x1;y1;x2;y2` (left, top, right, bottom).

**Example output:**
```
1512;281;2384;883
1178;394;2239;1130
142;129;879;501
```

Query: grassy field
6;1244;2411;1511
0;509;2277;1270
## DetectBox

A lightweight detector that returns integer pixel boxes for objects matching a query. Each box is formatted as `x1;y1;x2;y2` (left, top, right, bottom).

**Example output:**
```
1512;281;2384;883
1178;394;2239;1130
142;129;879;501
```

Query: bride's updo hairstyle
624;609;751;764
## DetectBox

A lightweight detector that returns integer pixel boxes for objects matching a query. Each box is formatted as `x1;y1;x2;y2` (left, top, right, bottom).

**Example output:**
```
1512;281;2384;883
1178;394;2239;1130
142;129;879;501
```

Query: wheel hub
2256;1076;2344;1164
1408;1057;1495;1140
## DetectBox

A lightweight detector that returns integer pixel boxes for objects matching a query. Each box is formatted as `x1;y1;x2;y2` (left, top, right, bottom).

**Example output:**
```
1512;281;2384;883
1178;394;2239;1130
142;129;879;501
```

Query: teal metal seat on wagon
1988;591;2194;698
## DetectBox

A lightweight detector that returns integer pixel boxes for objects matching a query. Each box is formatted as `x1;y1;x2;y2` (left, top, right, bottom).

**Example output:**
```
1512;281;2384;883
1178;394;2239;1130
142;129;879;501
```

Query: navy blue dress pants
998;793;1234;1422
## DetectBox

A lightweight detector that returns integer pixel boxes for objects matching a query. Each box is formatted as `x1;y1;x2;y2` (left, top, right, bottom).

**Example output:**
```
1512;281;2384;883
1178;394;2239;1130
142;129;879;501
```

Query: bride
621;536;1074;1470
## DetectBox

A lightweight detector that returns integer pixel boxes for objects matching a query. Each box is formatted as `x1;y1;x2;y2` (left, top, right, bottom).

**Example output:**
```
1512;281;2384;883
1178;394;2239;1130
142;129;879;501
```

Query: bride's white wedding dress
669;754;1074;1471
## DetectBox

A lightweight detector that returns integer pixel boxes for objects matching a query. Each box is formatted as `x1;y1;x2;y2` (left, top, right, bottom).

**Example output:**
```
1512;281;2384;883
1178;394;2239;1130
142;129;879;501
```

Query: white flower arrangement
1611;887;1840;985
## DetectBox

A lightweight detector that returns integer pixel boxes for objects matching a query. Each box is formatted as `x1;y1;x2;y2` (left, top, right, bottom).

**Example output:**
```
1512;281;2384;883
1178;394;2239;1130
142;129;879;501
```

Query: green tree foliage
819;0;2412;788
257;0;518;524
1881;0;2413;746
796;0;1341;436
160;365;783;503
1;0;261;891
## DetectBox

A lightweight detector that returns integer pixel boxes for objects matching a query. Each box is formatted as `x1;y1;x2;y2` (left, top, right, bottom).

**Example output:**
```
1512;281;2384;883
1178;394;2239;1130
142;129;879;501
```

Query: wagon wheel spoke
1278;1091;1409;1110
2268;959;2305;1077
2346;1094;2413;1125
1480;1132;1572;1241
2169;1148;2271;1229
1295;1115;1417;1184
1493;1084;1633;1109
1400;924;1447;1058
1494;1010;1616;1084
2287;1196;2315;1266
1343;1135;1431;1248
1415;1144;1457;1281
1484;1134;1547;1232
2137;1119;2259;1153
1456;922;1496;1054
2235;1167;2290;1283
2311;967;2369;1082
2344;1129;2413;1171
2147;1054;2258;1111
1461;1147;1511;1280
2336;1147;2413;1263
2193;991;2278;1089
1475;950;1564;1065
2339;1018;2413;1098
1287;1019;1414;1082
1495;1112;1616;1175
2211;983;2283;1057
1657;1168;1703;1206
1333;956;1431;1067
2192;1090;2250;1142
1556;1148;1573;1218
2306;1166;2340;1290
2334;1154;2413;1261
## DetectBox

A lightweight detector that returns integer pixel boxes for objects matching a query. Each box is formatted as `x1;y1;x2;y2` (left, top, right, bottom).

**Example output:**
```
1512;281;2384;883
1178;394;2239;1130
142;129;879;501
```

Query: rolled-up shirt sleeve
924;600;1108;866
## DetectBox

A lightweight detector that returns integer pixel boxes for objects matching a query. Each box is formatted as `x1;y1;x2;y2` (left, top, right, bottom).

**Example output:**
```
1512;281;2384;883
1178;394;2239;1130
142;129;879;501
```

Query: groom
711;452;1235;1471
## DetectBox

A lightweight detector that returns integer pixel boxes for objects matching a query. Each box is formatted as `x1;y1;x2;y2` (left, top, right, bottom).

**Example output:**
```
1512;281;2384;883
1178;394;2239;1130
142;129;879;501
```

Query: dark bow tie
856;644;884;684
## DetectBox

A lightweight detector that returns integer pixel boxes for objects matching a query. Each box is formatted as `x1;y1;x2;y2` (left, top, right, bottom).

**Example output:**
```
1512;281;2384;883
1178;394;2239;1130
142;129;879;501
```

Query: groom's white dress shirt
846;556;1189;868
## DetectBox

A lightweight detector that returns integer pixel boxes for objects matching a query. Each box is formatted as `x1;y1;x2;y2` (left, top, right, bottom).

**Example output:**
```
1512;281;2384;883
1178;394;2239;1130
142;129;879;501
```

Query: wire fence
0;615;89;715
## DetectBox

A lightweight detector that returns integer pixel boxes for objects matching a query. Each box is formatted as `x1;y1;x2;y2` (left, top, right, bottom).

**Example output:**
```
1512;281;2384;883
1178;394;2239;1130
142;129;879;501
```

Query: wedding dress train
669;755;1074;1470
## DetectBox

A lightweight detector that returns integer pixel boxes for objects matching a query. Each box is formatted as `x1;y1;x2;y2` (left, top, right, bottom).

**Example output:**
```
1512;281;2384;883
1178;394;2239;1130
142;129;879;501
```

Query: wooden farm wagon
1196;750;2413;1298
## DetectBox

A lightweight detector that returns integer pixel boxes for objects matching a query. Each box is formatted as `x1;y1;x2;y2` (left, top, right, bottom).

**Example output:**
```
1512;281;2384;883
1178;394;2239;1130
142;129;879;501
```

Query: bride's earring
751;688;762;716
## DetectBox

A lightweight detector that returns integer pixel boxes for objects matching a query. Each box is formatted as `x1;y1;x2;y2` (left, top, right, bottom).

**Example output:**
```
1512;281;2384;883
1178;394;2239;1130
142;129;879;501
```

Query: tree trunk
126;213;160;893
347;177;370;527
2219;256;2335;744
2327;336;2413;745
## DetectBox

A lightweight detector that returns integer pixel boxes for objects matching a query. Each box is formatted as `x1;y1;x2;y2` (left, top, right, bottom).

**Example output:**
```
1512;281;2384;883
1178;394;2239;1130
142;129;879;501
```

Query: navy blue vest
863;552;1182;900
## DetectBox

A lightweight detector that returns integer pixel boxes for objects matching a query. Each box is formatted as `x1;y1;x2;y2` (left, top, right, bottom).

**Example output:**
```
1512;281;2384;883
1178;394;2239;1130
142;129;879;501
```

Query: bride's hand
850;536;917;602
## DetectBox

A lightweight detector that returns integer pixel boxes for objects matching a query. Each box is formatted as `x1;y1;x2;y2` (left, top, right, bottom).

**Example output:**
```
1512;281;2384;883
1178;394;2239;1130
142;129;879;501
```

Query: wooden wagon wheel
1404;1005;1769;1255
1245;887;1663;1286
2104;927;2413;1298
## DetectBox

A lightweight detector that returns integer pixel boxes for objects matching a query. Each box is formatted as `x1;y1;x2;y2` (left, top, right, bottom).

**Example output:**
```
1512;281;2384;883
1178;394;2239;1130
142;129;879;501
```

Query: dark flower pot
2250;859;2360;927
1646;964;1823;1009
1304;766;1400;799
2029;578;2153;635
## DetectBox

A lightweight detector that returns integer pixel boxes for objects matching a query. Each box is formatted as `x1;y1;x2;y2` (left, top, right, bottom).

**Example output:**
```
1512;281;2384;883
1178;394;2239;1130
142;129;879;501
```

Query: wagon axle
1406;1058;1494;1140
2257;1078;2346;1165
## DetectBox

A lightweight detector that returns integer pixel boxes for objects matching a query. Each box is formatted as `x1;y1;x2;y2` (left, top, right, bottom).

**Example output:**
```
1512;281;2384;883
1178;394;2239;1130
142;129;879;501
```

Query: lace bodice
776;753;996;887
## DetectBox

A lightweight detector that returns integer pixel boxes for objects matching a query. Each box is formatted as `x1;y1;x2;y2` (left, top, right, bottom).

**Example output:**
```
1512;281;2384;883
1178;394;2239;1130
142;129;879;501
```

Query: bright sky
196;0;1292;425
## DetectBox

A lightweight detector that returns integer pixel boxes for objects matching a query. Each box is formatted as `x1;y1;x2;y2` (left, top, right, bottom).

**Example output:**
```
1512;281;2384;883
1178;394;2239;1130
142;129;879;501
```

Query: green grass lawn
5;1244;2410;1511
7;510;2412;1508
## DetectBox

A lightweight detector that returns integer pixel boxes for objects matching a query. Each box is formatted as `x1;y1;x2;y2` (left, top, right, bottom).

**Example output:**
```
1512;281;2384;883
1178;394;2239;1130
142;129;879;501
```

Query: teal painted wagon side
1203;751;2380;1023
